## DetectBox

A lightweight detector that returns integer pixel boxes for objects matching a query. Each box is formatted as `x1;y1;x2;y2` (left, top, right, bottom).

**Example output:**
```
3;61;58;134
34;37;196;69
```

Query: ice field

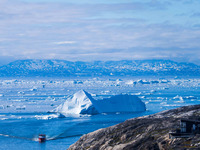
0;77;200;150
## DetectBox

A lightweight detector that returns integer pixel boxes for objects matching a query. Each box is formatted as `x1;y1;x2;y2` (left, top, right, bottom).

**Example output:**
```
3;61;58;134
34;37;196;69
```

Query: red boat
38;134;46;143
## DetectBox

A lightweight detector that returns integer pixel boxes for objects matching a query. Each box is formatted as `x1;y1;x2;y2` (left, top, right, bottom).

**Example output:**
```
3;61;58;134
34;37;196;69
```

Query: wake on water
0;132;83;142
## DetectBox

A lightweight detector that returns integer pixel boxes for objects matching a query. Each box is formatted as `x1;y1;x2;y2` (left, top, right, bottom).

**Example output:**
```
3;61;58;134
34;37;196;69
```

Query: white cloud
0;0;199;64
54;41;76;45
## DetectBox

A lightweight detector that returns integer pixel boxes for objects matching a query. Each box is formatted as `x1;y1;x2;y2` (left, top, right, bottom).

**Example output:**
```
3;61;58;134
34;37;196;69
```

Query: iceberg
53;90;146;115
53;90;99;115
88;93;146;113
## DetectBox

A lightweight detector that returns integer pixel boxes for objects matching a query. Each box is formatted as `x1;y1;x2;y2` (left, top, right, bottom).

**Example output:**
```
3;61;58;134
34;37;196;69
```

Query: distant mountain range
0;59;199;77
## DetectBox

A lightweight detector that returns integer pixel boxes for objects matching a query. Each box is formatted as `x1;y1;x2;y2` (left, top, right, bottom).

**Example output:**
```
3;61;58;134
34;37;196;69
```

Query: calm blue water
0;77;200;150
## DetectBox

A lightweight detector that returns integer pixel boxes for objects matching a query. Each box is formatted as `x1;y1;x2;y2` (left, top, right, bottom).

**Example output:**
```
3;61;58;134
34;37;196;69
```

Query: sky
0;0;200;65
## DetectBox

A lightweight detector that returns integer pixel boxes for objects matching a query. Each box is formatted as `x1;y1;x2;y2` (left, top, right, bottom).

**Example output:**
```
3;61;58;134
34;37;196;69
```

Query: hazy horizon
0;0;200;65
0;58;200;67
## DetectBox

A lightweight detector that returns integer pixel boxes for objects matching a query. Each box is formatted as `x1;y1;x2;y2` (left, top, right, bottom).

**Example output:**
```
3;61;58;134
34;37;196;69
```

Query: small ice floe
184;96;197;100
160;102;167;105
140;96;146;99
35;113;65;120
173;95;184;103
161;80;169;83
0;118;8;120
173;95;183;101
150;90;156;93
151;80;159;84
157;97;164;100
116;79;122;85
13;100;22;102
135;92;142;95
125;80;135;85
30;87;37;91
15;105;26;110
6;105;13;108
0;105;4;109
0;94;4;97
91;93;96;97
18;91;24;94
138;80;150;84
144;93;152;95
116;79;123;82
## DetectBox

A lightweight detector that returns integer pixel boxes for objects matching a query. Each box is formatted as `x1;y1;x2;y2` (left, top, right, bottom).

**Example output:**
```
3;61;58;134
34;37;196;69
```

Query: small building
169;119;200;138
180;119;200;133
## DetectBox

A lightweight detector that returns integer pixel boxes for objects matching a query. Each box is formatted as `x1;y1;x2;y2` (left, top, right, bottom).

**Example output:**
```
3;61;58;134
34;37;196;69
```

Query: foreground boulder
69;105;200;150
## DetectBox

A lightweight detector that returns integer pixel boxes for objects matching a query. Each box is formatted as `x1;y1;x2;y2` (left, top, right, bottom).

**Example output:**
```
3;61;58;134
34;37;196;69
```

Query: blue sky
0;0;200;64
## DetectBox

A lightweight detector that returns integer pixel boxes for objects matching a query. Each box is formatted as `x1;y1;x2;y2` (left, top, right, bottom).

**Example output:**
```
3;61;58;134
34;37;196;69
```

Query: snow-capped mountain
0;59;199;77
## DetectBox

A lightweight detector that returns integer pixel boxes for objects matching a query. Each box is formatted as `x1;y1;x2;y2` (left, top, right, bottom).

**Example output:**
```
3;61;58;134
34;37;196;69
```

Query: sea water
0;77;200;150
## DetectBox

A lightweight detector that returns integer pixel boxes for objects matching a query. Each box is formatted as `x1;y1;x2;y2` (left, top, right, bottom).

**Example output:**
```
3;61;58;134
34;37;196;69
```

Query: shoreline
68;104;200;150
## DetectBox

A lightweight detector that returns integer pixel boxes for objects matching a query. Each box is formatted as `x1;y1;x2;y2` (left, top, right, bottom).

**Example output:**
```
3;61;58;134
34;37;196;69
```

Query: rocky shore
69;105;200;150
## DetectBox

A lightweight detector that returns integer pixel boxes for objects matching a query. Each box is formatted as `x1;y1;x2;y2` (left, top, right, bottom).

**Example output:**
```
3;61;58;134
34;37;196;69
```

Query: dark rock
68;105;200;150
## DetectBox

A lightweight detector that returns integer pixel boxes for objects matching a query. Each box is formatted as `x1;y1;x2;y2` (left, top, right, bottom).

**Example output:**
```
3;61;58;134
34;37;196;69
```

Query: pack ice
54;90;146;115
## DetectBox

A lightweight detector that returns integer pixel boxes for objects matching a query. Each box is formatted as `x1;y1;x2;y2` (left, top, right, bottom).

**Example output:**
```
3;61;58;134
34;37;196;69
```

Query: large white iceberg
53;90;98;115
53;90;146;115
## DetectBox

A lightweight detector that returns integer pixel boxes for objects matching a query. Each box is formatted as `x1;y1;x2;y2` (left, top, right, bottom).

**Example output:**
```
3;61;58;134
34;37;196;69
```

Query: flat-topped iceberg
53;90;146;115
89;94;146;113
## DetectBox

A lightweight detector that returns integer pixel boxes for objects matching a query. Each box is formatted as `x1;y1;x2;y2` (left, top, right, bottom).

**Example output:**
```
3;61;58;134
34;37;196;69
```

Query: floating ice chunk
140;96;146;99
151;80;159;84
150;90;156;93
173;95;183;101
137;79;150;84
30;87;37;91
184;96;197;100
6;105;12;108
16;105;26;110
125;80;136;85
0;94;4;97
144;92;152;95
116;79;123;82
35;113;65;120
18;91;24;94
0;118;8;120
161;80;169;83
135;92;142;95
157;97;164;100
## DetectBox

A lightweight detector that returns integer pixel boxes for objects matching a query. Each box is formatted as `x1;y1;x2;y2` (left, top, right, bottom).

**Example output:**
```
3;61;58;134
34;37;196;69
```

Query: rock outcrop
69;105;200;150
